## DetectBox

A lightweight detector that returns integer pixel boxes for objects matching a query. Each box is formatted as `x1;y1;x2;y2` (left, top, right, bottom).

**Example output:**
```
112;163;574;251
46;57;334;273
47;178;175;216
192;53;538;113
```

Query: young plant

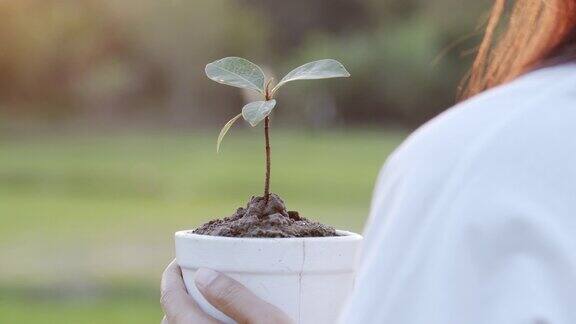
205;57;349;200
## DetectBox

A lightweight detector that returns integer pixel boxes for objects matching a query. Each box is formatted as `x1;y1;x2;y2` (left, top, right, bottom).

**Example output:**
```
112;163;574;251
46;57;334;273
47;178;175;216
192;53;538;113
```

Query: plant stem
264;116;271;201
263;79;274;203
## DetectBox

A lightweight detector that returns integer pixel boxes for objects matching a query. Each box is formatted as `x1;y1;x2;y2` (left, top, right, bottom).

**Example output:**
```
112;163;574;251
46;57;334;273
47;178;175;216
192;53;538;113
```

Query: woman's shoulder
363;62;576;259
365;63;576;235
385;63;576;180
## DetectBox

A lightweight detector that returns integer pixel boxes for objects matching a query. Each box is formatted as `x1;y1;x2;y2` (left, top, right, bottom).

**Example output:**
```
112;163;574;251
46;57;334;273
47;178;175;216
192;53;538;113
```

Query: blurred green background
0;0;489;322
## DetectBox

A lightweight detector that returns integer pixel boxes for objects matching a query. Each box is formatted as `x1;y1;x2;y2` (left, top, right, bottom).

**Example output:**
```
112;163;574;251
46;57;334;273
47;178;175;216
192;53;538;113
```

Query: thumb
194;268;293;324
160;260;219;324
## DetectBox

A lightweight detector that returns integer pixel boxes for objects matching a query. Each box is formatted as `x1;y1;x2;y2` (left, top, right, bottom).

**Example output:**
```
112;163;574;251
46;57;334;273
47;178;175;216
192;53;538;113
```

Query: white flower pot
175;230;363;324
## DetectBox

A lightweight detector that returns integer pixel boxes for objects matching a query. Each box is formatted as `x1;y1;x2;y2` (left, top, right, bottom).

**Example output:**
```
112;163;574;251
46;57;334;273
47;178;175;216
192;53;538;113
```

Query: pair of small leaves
207;57;349;152
216;99;276;153
205;57;349;96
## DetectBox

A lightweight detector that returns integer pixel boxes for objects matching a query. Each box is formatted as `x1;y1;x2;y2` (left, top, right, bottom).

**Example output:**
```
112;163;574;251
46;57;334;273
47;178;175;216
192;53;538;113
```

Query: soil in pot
193;193;337;238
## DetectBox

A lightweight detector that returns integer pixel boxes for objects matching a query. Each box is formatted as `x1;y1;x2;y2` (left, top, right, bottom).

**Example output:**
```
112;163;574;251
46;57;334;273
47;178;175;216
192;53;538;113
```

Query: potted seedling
175;57;363;324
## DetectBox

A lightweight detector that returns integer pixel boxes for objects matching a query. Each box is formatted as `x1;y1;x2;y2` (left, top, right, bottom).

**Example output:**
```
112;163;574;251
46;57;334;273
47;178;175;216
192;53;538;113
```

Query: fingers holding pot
194;268;294;324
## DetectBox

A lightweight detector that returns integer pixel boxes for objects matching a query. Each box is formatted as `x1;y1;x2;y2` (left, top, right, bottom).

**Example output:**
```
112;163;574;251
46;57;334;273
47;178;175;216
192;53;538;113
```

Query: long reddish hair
461;0;576;99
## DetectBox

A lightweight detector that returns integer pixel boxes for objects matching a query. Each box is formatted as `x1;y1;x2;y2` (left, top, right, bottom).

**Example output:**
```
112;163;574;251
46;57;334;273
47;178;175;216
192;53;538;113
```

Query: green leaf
241;100;277;127
271;59;350;94
205;57;266;94
216;113;242;153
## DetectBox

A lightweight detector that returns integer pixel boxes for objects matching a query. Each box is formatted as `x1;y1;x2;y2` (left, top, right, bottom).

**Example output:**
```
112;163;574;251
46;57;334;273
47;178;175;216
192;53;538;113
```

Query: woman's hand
160;260;293;324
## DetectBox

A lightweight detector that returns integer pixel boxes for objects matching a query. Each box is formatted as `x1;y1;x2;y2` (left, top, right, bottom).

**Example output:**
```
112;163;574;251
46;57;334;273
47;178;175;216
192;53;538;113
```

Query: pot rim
175;229;362;242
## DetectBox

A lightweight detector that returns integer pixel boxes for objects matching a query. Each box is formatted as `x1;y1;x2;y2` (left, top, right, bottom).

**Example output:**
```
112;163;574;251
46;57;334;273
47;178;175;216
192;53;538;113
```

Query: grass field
0;129;405;323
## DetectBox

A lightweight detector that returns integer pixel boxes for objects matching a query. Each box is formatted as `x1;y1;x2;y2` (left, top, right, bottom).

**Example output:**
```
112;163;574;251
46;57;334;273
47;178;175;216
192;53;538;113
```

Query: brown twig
263;80;274;202
263;116;271;201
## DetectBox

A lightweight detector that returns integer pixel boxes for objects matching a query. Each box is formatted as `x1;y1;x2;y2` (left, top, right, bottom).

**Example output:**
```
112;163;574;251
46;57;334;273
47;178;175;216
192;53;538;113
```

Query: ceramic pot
175;230;362;324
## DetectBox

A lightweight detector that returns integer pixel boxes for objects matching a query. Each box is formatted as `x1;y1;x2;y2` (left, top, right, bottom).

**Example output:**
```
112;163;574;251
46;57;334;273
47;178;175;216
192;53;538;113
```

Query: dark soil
193;193;337;238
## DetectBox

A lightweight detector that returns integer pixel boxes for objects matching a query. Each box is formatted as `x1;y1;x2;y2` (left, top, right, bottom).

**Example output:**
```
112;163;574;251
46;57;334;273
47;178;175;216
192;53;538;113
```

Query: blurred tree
0;0;139;121
0;0;492;130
